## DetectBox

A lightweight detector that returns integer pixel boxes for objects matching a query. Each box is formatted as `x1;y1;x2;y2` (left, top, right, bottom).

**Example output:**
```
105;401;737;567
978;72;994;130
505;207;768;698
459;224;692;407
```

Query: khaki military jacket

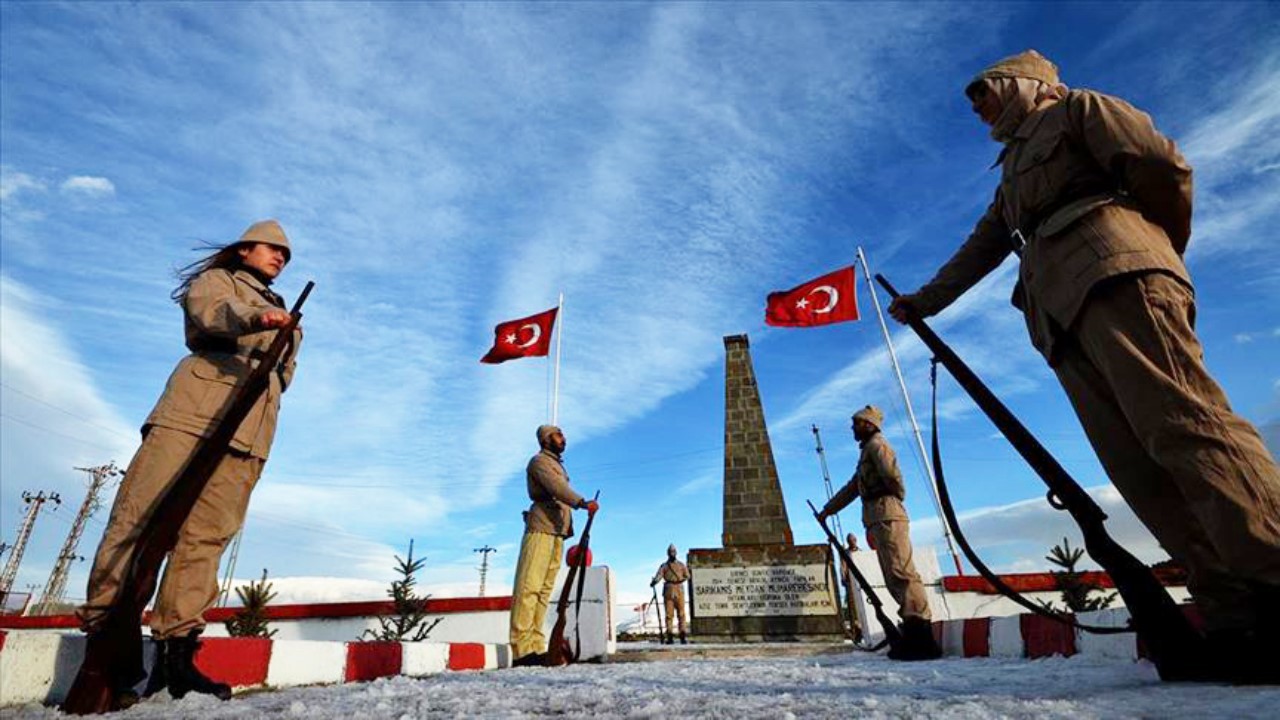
524;449;585;538
914;89;1192;362
144;268;302;459
652;560;690;586
823;433;908;526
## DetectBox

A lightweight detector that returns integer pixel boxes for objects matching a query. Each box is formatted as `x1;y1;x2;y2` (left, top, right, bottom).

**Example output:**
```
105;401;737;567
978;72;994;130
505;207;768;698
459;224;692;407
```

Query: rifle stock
546;491;599;667
874;274;1205;681
63;281;314;714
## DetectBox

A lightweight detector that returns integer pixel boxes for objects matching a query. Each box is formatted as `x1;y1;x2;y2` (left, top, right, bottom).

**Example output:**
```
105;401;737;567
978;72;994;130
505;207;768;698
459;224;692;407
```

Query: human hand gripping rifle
546;491;599;667
807;501;900;654
875;274;1207;682
62;281;315;715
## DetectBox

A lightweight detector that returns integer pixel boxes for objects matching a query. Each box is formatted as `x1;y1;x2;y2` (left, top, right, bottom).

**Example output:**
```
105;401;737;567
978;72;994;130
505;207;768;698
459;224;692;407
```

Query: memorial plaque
693;564;837;617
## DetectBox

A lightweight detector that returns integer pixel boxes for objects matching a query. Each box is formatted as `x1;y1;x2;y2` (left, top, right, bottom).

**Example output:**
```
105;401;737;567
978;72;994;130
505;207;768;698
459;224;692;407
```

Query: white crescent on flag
516;322;542;348
807;285;839;313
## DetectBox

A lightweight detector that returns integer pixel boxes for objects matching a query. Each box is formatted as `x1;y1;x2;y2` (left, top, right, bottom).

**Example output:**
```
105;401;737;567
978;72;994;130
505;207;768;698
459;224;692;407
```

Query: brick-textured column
722;334;793;547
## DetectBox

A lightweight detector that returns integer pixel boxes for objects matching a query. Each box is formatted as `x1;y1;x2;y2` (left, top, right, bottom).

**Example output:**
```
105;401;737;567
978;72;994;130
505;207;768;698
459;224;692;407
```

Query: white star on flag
795;297;809;309
504;333;518;345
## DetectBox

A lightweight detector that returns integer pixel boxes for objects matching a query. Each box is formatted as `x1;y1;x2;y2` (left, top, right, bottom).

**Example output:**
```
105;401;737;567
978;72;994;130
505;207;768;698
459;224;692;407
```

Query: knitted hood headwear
667;544;677;558
536;424;561;446
852;405;884;431
965;49;1060;98
237;219;291;261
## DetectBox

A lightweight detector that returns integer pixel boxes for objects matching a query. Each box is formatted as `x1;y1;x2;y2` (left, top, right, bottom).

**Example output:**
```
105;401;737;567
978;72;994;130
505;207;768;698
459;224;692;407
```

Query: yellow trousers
509;531;563;658
79;426;262;639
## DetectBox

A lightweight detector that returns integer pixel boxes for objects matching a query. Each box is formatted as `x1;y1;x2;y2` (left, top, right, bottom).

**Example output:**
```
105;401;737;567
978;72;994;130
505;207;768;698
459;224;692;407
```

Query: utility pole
34;463;121;615
0;491;62;607
473;545;497;597
218;530;245;607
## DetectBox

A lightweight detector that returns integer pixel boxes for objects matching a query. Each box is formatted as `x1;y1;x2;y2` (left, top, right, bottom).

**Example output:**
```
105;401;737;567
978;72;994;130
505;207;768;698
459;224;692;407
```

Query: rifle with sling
874;274;1206;681
546;490;599;666
62;282;315;715
807;500;898;653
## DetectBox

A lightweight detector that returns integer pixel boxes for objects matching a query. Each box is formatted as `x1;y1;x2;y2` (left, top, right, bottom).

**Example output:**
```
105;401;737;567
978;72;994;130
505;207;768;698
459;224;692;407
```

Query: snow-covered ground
7;651;1277;719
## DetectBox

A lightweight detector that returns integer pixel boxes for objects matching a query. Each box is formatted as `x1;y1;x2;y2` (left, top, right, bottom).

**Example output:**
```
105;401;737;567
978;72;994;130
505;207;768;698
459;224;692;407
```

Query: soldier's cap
237;219;291;261
536;424;562;446
965;49;1060;99
852;405;884;430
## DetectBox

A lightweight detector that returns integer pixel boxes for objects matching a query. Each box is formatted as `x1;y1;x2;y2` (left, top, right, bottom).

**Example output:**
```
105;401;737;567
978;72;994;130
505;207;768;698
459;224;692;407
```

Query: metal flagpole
855;246;964;575
551;292;564;425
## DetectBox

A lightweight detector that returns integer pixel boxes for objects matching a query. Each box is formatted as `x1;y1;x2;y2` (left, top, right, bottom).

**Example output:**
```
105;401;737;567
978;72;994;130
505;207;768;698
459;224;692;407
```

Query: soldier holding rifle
78;220;303;704
650;544;690;644
509;425;598;667
888;50;1280;682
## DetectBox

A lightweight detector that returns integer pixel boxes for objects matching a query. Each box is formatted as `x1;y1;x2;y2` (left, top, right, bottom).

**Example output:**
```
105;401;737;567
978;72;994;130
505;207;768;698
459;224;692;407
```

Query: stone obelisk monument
687;334;843;642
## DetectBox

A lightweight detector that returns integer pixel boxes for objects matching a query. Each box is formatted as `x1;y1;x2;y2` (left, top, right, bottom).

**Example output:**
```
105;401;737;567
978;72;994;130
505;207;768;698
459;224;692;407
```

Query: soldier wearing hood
889;50;1280;682
78;220;302;705
819;406;940;661
509;425;597;666
650;544;691;644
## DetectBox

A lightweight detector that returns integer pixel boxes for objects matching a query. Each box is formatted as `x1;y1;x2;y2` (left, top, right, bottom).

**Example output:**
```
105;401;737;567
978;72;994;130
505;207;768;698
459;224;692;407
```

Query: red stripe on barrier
346;641;403;682
448;643;486;670
963;618;990;657
941;568;1186;595
1020;614;1076;658
0;596;514;629
0;629;6;653
194;637;272;688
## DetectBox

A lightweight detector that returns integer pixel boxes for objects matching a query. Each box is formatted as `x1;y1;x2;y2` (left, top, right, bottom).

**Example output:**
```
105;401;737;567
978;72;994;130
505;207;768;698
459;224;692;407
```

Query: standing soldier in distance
841;531;865;644
78;220;302;704
818;405;940;661
509;425;598;667
650;544;690;645
887;49;1280;682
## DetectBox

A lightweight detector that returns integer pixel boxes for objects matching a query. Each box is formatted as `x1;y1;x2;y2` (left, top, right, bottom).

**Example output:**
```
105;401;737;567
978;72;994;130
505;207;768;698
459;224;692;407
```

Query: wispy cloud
0;166;46;200
60;175;115;197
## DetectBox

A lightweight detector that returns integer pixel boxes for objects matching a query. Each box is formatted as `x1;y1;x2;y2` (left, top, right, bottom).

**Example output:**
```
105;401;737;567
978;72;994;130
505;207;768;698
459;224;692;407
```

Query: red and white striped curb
931;605;1204;661
0;631;511;707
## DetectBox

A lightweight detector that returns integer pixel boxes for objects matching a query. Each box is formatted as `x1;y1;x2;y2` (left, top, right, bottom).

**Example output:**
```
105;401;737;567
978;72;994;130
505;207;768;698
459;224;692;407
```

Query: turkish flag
765;266;859;327
480;307;558;364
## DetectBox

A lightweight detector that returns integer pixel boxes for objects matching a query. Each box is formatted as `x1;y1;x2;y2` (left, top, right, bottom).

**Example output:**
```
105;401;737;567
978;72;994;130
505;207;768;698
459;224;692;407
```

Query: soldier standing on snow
650;544;690;644
509;425;598;667
79;220;302;704
888;49;1280;683
819;405;940;660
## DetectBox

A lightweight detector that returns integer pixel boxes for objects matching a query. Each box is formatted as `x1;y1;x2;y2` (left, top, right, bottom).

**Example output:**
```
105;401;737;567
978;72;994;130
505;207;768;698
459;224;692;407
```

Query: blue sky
2;2;1277;611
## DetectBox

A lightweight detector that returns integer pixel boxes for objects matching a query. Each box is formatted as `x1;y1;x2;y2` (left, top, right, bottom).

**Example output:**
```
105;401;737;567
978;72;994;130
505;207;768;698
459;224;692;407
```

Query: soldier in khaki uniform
79;220;301;702
819;406;940;660
889;50;1280;682
509;425;597;666
649;544;690;644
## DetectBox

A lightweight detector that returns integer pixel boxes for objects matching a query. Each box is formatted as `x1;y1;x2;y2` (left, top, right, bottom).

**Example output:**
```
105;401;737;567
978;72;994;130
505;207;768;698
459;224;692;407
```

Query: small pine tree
361;540;443;642
1044;537;1116;613
225;569;278;638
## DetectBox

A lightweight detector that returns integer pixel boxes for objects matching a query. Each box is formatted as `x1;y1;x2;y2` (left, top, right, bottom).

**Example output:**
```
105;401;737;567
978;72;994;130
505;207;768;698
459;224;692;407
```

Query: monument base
688;544;845;643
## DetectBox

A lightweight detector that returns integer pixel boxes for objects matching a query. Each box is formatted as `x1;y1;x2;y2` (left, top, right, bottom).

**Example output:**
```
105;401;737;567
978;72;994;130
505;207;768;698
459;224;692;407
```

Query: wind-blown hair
170;242;246;303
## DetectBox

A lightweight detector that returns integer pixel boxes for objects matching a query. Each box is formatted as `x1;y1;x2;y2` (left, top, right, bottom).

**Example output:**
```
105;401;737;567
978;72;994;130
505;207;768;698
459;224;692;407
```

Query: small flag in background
765;266;859;327
480;307;559;364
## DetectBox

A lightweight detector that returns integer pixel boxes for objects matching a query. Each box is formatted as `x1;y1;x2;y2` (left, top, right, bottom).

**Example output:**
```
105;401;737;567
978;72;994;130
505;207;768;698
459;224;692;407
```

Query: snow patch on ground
6;653;1277;718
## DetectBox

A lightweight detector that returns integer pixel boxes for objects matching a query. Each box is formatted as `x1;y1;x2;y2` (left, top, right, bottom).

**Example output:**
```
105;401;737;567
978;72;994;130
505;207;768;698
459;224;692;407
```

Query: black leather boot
888;618;942;661
679;632;688;645
164;631;231;700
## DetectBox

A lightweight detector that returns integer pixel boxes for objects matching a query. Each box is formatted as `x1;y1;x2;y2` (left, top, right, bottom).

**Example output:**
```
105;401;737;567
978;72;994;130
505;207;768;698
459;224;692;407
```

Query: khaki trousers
662;583;687;635
868;518;932;622
509;530;563;658
1053;272;1280;631
79;426;263;639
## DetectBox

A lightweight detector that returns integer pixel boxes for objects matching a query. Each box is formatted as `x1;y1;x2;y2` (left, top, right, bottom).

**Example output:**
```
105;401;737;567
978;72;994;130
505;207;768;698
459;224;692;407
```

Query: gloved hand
887;294;925;324
650;579;658;588
582;500;599;515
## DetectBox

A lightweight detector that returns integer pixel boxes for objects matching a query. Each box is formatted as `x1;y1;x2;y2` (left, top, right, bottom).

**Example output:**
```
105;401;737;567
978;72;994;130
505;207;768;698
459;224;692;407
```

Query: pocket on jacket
189;357;247;420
